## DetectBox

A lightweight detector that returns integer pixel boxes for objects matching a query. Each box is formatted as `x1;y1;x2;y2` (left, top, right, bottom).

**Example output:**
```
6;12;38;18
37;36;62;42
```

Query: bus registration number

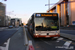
45;36;50;37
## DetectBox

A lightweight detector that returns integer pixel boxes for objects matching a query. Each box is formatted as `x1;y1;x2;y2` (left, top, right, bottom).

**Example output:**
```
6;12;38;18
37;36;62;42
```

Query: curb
23;27;28;46
23;26;34;50
60;35;75;42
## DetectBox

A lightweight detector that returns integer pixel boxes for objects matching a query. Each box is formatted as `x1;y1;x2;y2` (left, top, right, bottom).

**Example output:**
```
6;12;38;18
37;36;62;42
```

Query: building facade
0;2;6;27
47;0;75;26
11;18;22;27
5;16;11;26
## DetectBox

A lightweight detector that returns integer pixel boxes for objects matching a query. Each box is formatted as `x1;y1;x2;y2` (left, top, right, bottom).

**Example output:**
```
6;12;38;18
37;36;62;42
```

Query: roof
47;0;63;11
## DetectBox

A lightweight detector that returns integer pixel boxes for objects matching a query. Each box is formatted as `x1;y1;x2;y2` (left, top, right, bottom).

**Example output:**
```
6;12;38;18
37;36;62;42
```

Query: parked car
8;25;13;28
25;25;28;28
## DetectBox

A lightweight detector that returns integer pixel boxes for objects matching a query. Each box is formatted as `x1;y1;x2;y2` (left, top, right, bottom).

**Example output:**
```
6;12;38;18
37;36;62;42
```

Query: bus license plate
46;36;50;37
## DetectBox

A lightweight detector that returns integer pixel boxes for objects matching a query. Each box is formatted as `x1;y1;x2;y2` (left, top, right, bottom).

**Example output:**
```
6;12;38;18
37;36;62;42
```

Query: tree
21;23;24;26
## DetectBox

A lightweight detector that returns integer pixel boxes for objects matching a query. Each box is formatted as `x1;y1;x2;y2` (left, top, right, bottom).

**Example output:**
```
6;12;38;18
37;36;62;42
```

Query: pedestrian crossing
56;37;63;42
52;37;74;49
55;40;73;49
40;37;74;50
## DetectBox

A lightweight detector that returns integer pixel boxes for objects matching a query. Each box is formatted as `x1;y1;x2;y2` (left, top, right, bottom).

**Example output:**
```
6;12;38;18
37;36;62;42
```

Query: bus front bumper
33;35;60;38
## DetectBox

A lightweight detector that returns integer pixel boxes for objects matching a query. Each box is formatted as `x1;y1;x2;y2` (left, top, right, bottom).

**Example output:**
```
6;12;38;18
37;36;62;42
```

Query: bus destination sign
36;13;58;17
41;14;57;17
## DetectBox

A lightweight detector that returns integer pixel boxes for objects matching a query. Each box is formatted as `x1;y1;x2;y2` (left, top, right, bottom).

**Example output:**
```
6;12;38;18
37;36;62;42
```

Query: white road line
62;41;72;49
0;38;10;50
63;41;72;47
4;42;7;44
5;38;10;50
56;38;63;42
0;47;6;50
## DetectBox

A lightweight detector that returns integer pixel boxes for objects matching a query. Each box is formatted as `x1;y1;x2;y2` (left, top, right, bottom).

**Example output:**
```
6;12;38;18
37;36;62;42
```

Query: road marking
0;38;10;50
4;42;7;44
61;39;75;45
63;41;72;49
56;38;63;42
64;41;72;46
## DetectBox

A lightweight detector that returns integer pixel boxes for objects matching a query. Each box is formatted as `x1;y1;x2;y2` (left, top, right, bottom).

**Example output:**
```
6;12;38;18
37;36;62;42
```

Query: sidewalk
60;26;75;41
60;26;75;30
60;33;75;41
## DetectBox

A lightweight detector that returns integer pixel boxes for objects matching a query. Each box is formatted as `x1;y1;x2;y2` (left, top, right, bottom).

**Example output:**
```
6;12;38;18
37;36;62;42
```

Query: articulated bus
27;13;60;38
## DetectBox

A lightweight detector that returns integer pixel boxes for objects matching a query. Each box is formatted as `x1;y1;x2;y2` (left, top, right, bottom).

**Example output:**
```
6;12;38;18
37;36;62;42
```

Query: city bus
27;13;60;38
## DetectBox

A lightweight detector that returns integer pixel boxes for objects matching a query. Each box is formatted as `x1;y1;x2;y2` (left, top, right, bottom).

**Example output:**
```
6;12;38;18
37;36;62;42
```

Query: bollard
28;40;34;50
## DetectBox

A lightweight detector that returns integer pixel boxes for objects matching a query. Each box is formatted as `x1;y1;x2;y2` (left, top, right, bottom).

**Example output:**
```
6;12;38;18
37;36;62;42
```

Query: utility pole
45;0;50;13
48;0;50;13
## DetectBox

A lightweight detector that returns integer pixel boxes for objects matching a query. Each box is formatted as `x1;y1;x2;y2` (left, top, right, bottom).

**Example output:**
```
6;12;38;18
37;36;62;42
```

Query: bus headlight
56;33;59;35
35;34;39;35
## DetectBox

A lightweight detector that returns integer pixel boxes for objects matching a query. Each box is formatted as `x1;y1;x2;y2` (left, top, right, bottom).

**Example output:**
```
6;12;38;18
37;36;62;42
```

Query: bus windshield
35;17;59;31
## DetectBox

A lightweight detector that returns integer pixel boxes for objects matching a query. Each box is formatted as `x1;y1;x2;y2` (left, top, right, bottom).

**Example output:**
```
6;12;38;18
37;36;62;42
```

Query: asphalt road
0;27;18;46
9;27;26;50
26;28;75;50
60;29;75;35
